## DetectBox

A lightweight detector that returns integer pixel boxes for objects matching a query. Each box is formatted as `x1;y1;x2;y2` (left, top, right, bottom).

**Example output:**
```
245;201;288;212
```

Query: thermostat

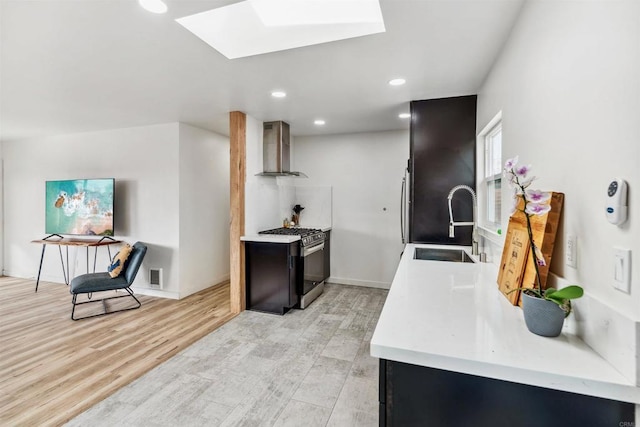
605;179;628;225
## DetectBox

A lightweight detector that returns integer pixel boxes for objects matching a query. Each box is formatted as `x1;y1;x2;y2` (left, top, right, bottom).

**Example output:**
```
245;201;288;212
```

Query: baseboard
132;286;180;299
6;269;229;302
327;276;390;290
4;270;68;285
177;274;231;299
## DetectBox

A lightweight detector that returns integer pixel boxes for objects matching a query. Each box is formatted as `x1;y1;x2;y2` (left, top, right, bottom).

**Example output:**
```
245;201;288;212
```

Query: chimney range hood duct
257;121;307;177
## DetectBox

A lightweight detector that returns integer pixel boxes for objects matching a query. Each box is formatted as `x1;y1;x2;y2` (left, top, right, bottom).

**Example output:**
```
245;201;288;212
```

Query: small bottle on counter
283;218;290;228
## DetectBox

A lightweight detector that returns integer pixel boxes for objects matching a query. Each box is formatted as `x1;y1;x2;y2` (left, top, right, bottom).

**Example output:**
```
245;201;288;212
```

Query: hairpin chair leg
71;288;142;321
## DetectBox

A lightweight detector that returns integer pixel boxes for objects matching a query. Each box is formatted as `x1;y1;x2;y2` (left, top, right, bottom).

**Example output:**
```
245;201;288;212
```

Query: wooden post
229;111;246;313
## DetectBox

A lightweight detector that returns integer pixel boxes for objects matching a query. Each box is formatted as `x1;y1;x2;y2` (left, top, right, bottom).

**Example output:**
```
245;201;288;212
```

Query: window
478;112;502;232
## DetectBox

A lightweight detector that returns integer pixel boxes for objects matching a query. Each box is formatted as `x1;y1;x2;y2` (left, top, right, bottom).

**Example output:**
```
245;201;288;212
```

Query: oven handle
302;242;324;257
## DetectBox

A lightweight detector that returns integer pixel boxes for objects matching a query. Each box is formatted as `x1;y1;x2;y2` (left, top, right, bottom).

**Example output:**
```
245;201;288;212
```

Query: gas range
259;227;325;247
256;226;327;310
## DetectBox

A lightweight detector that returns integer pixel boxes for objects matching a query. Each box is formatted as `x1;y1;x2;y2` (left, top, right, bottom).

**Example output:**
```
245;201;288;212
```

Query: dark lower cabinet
245;241;299;315
379;359;635;427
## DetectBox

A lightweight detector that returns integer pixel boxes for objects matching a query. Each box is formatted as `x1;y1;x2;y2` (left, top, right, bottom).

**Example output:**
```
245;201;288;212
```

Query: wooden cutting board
497;192;564;305
497;226;530;305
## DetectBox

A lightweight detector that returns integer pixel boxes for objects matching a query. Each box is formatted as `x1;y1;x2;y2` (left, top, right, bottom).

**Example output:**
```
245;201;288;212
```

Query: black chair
69;242;147;320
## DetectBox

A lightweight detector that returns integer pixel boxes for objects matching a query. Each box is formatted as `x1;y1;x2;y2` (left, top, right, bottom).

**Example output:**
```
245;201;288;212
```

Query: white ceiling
0;0;524;141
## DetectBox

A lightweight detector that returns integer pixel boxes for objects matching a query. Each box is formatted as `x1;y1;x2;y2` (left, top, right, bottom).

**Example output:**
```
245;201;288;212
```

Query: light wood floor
0;276;234;427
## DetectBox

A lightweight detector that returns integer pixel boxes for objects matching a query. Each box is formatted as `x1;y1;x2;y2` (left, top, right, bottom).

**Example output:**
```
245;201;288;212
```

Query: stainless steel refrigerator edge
400;160;410;245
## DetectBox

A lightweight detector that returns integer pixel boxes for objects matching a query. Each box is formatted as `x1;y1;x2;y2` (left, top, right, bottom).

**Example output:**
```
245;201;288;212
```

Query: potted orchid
504;156;584;337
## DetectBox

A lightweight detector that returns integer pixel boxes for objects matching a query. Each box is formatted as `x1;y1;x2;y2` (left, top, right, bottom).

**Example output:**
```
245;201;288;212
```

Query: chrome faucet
447;185;478;255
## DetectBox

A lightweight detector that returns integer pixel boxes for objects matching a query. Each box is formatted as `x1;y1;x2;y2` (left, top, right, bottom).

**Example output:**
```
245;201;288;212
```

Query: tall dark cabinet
409;95;477;244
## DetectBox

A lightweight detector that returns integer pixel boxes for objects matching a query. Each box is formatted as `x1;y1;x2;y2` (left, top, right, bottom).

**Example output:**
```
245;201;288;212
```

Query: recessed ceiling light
139;0;167;14
314;119;326;126
398;113;411;119
389;78;406;86
271;91;287;98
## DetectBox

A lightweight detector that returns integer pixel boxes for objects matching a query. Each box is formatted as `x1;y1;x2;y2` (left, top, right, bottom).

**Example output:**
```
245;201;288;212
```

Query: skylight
176;0;385;59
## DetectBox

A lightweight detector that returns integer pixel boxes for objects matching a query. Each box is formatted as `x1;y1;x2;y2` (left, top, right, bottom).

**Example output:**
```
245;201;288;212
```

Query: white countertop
370;243;640;404
240;235;300;243
241;226;331;243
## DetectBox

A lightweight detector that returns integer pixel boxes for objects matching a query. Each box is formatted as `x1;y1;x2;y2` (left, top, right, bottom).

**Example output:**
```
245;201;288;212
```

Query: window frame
476;111;503;239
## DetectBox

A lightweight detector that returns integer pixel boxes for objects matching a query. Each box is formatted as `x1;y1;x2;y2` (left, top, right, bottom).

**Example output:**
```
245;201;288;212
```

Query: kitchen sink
414;247;476;263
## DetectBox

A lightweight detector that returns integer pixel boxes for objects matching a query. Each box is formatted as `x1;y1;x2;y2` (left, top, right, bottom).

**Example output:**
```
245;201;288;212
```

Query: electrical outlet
566;234;577;268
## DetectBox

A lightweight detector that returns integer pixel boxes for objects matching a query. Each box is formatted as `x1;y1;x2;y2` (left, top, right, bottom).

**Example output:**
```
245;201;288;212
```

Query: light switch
612;247;631;294
614;256;623;281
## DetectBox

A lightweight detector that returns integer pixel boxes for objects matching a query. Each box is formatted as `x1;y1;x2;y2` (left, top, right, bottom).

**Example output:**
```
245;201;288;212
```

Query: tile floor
66;283;388;427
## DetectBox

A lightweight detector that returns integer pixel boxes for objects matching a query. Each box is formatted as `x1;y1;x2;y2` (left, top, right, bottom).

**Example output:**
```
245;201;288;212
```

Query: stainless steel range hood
257;121;307;177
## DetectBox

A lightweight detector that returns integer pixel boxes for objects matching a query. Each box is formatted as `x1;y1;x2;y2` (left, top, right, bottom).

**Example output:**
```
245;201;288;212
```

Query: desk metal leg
93;247;99;273
35;240;120;290
66;247;70;285
58;246;69;286
35;244;47;292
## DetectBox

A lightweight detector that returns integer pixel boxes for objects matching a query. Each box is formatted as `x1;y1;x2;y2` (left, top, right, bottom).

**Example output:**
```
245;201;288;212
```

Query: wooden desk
32;237;122;292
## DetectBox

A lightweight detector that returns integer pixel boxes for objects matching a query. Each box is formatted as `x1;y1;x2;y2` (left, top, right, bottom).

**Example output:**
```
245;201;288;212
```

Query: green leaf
547;285;584;300
544;288;557;297
543;296;562;305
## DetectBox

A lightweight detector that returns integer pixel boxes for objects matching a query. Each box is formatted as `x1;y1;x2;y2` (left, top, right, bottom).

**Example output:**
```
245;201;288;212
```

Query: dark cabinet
409;95;477;244
245;241;299;315
379;359;634;427
323;230;331;282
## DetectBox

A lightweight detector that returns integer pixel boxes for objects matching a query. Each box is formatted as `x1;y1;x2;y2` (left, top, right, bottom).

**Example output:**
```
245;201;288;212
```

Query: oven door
301;242;325;295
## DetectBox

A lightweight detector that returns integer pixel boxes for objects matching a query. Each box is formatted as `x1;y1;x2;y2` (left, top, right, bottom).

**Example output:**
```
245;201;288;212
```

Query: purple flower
526;189;551;203
505;156;566;296
515;164;531;178
525;202;551;216
504;156;519;170
533;244;546;266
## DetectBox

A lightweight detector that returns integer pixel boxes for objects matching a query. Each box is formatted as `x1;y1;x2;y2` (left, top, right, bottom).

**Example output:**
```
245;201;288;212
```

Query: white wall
2;123;180;294
243;118;333;232
244;115;281;234
178;123;230;297
2;122;230;299
294;130;409;288
0;153;3;276
476;1;640;383
477;0;640;318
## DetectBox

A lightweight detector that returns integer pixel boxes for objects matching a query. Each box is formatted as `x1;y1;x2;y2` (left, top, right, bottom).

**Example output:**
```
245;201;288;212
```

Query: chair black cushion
124;243;147;285
70;272;129;294
69;242;147;295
